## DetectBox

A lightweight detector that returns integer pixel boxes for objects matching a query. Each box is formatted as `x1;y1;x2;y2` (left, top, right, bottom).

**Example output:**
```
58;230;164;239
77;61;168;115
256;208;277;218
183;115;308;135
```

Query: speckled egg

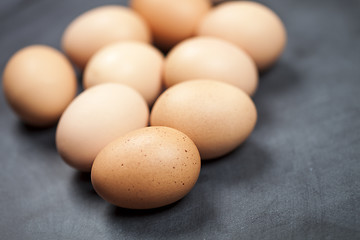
91;126;201;209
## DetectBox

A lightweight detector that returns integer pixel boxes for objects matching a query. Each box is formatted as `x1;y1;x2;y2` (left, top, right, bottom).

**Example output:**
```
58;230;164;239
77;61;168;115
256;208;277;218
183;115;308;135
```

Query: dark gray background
1;0;359;239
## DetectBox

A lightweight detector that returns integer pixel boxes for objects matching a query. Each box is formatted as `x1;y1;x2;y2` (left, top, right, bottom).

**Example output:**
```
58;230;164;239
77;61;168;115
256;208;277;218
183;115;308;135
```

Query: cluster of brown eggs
2;0;286;209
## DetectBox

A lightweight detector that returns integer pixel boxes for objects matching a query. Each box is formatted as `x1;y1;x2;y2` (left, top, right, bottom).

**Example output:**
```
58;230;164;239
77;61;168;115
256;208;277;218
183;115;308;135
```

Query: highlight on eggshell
56;83;149;172
83;41;164;106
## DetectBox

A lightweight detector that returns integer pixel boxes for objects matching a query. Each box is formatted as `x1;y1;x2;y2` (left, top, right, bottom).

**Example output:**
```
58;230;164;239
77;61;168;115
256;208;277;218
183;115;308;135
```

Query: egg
150;80;257;159
56;83;149;172
91;126;201;209
2;45;77;127
130;0;211;51
83;41;164;106
164;36;258;96
197;1;287;70
61;5;151;69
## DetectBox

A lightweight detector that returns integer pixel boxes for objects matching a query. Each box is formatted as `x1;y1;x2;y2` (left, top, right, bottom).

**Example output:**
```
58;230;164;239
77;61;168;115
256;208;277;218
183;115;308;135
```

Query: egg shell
197;1;287;70
84;41;164;106
62;5;151;69
56;83;149;172
130;0;211;50
2;45;77;127
91;126;201;209
150;80;257;159
164;36;258;96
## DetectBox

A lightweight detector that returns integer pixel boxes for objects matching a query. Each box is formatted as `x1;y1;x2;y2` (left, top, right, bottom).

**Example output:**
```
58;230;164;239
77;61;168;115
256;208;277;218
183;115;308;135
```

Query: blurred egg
164;36;258;95
197;1;287;70
84;41;164;106
2;45;77;127
151;80;257;159
130;0;211;50
62;5;151;69
56;83;149;172
91;126;201;209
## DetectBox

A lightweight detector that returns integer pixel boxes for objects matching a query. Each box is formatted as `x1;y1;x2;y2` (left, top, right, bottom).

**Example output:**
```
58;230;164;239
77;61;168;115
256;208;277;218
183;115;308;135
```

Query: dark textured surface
1;0;359;239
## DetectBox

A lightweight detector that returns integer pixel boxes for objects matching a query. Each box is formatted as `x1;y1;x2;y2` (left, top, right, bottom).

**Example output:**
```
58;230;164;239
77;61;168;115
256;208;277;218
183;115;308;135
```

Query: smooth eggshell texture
62;5;151;69
197;1;287;70
130;0;211;50
56;83;149;172
150;80;257;159
84;41;164;106
2;45;77;127
91;126;201;209
164;36;258;95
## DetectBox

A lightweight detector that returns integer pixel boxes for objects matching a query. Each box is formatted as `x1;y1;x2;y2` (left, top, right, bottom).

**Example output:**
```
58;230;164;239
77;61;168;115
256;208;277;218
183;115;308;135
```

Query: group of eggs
2;0;286;209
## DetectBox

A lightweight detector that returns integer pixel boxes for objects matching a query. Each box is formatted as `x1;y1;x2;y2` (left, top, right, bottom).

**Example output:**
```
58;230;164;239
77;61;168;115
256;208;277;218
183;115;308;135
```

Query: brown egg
84;41;164;106
2;45;77;127
130;0;211;50
164;36;258;96
56;83;149;172
197;1;287;70
150;80;257;159
62;5;151;69
91;126;201;209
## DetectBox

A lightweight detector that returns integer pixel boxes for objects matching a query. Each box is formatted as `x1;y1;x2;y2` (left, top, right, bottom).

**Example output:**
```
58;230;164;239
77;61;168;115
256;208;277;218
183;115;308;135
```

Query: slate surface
0;0;359;239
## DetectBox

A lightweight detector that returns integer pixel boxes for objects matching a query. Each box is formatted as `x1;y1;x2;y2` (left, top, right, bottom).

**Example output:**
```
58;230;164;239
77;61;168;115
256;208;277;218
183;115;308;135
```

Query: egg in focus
91;126;201;209
2;45;77;127
151;79;257;160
